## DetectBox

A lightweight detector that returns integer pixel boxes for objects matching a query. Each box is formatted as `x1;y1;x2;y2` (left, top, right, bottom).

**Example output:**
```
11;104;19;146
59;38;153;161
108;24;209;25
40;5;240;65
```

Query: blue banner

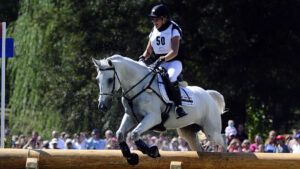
0;38;14;58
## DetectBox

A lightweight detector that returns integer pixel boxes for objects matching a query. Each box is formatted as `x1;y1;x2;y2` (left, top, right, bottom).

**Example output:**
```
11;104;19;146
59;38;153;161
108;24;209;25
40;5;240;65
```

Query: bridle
97;60;171;122
97;60;163;99
98;67;121;97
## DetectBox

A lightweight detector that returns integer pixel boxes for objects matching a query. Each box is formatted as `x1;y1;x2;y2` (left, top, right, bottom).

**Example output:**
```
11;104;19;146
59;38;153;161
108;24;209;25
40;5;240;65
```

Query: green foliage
245;96;272;140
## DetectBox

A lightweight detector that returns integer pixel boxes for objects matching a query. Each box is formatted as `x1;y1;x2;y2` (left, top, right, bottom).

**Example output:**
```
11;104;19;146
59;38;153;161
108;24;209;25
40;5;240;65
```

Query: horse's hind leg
177;124;203;151
202;116;226;152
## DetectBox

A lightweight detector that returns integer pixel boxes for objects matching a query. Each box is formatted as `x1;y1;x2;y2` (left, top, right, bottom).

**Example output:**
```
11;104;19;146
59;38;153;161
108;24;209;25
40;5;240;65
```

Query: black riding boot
170;81;187;119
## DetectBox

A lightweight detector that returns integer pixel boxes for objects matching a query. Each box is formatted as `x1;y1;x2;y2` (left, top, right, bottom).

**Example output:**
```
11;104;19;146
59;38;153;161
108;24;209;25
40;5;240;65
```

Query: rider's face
151;17;164;29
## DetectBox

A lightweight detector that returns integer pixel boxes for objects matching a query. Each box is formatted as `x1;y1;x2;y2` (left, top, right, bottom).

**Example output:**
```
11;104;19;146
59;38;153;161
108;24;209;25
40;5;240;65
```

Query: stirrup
175;106;187;119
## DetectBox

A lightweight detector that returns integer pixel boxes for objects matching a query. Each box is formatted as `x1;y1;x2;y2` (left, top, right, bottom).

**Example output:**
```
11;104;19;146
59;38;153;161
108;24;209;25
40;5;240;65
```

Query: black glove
138;55;146;62
153;59;163;69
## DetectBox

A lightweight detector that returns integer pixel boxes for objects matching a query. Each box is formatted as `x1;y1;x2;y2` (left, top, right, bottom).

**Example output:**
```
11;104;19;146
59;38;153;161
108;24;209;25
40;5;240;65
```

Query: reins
99;60;171;122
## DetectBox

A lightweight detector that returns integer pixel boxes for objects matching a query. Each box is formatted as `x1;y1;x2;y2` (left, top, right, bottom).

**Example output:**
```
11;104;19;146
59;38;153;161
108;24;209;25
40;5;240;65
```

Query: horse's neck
113;58;150;93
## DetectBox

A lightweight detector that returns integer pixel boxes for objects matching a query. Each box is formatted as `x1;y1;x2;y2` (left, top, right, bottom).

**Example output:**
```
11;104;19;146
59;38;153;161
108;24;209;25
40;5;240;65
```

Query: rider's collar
158;20;171;32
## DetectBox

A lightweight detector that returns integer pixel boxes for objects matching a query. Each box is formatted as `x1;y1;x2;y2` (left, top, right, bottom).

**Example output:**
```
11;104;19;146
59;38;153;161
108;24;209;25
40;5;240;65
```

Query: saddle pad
157;76;195;106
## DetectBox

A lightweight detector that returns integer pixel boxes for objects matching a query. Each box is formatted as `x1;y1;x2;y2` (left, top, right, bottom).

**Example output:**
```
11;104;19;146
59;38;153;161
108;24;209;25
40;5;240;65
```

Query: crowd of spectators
5;120;300;153
223;120;300;153
8;129;189;151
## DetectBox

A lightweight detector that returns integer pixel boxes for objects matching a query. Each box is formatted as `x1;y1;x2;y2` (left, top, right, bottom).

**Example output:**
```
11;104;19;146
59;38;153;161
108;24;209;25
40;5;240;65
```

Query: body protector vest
149;20;183;63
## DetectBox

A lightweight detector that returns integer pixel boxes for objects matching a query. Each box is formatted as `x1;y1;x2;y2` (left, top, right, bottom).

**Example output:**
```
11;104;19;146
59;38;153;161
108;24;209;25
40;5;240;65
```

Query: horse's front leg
116;113;135;143
116;113;138;165
131;113;161;158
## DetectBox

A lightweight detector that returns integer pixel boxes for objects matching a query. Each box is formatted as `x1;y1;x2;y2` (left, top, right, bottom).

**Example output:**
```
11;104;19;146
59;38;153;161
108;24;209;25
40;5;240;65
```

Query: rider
140;4;187;119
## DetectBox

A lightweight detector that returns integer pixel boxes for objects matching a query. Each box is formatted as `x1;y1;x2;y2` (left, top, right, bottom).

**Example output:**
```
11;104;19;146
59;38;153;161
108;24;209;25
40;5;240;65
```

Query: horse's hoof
127;153;139;165
148;146;161;158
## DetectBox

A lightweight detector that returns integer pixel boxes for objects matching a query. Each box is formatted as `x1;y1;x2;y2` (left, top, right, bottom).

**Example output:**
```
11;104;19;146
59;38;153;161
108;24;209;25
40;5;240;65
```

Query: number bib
149;23;181;55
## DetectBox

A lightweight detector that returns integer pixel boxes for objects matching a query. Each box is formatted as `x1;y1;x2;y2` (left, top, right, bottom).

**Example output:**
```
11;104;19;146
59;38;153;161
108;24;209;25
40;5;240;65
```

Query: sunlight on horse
93;55;226;165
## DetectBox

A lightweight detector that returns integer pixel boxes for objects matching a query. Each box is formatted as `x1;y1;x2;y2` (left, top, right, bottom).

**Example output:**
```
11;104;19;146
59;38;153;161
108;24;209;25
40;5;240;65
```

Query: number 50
156;36;165;45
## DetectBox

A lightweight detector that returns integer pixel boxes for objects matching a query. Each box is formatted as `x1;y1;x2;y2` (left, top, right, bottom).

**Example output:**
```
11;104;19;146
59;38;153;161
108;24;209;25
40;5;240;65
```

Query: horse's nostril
99;102;108;112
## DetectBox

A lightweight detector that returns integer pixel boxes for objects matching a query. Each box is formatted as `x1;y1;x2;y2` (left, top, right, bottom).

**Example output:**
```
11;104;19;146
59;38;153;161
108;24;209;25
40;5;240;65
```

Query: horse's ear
92;58;101;67
107;59;113;66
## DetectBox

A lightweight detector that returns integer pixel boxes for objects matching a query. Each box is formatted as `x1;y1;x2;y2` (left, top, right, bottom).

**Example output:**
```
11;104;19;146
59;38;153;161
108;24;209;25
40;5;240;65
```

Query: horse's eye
108;78;114;84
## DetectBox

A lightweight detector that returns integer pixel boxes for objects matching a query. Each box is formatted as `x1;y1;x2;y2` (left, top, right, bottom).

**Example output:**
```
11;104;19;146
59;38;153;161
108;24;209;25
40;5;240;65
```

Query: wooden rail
0;149;300;169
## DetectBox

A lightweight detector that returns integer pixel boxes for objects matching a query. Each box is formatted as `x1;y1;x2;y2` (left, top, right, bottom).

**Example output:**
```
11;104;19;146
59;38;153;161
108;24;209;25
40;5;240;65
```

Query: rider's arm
142;40;153;60
161;36;180;61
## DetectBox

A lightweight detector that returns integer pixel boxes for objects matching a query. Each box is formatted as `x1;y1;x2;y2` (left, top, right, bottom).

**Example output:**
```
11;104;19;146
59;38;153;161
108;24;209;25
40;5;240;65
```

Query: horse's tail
207;90;226;115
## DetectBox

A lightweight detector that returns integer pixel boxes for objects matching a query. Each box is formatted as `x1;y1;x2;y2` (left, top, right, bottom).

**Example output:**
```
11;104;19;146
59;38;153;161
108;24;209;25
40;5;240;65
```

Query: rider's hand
139;55;146;62
159;56;166;62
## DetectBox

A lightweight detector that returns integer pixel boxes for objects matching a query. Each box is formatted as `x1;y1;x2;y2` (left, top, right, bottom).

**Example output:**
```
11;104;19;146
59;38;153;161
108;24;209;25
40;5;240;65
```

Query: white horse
93;55;226;165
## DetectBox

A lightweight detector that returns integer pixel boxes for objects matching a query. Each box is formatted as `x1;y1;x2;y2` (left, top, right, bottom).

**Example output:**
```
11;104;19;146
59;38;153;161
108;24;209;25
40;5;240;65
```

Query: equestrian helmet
149;4;169;18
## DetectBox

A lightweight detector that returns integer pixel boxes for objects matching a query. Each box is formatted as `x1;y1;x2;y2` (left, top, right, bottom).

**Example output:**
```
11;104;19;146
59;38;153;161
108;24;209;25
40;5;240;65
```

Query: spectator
178;137;189;151
36;136;44;149
50;138;59;149
291;133;300;153
50;131;65;149
227;134;236;146
73;132;87;150
105;130;114;141
14;141;21;149
265;130;276;145
157;133;169;149
126;134;137;150
250;134;264;152
288;129;299;150
17;135;26;149
65;139;74;149
42;140;49;149
11;135;19;148
87;129;106;150
202;140;214;152
236;124;248;143
23;131;39;149
264;130;276;153
241;139;251;153
149;136;158;146
104;130;118;149
169;137;180;151
160;140;171;151
225;120;237;144
106;137;119;149
227;138;241;153
275;135;289;153
60;132;66;141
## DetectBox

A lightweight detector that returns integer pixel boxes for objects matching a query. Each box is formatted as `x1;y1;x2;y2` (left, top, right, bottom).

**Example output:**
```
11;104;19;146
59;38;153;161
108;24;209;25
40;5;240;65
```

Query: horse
92;55;226;165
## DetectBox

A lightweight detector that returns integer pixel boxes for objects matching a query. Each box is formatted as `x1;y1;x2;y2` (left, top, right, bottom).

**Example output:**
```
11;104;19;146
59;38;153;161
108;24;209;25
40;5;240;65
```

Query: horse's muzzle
99;102;108;112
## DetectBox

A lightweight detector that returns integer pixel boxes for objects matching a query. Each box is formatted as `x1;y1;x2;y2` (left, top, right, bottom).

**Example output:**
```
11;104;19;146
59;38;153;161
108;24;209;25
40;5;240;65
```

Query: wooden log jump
1;149;300;169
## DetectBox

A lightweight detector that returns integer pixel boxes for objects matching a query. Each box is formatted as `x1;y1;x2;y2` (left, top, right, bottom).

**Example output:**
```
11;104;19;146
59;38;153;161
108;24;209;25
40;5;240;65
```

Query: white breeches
160;60;183;82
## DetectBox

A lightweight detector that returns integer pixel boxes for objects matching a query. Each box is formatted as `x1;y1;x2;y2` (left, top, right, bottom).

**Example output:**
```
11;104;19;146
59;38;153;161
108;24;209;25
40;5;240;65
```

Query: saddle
156;67;193;105
158;67;181;102
150;67;194;132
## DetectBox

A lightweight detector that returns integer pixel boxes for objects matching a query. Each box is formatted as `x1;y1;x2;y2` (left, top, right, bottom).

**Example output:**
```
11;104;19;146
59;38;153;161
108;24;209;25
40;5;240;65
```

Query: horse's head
92;58;121;112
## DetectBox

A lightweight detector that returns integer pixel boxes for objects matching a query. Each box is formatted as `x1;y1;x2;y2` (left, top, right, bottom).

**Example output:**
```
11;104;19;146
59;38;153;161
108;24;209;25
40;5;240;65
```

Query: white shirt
149;21;181;55
49;138;65;149
225;126;237;137
291;144;300;153
87;138;106;150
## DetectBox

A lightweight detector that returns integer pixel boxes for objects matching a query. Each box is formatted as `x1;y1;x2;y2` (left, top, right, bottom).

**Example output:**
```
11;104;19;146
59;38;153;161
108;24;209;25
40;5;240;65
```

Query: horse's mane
108;54;150;72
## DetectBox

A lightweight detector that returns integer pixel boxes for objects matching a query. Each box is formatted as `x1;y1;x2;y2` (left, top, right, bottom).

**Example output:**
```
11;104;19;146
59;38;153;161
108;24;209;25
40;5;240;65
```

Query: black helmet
149;4;169;18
